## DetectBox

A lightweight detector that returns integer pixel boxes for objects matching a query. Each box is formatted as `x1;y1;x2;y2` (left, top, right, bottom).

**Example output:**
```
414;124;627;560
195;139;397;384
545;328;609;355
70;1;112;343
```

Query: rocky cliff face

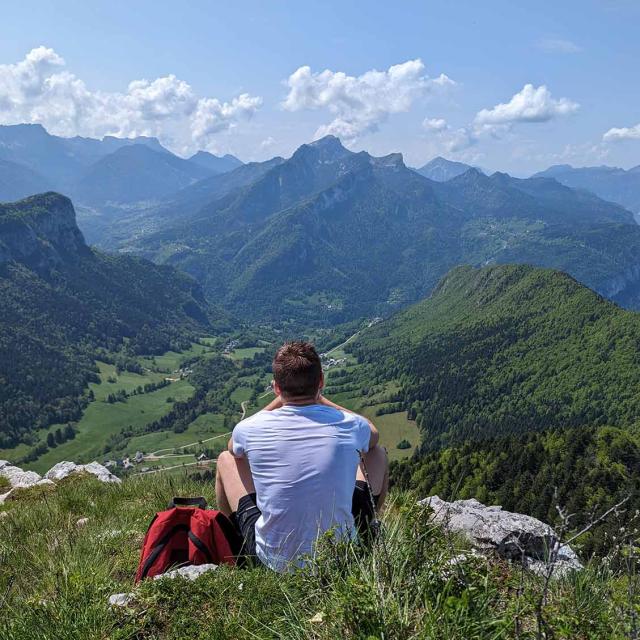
0;193;89;271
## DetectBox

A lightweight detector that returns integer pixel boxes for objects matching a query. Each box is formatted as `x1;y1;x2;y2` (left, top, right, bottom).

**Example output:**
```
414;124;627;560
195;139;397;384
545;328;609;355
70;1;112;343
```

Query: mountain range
112;136;640;324
533;163;640;216
2;124;640;326
0;192;215;448
0;123;242;208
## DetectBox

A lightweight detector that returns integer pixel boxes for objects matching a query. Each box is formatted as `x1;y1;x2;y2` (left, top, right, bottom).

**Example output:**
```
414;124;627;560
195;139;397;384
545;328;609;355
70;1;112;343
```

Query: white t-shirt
232;404;371;572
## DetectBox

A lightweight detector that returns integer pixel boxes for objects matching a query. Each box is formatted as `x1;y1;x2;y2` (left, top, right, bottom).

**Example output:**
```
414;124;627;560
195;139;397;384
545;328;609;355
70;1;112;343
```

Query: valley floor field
1;333;420;477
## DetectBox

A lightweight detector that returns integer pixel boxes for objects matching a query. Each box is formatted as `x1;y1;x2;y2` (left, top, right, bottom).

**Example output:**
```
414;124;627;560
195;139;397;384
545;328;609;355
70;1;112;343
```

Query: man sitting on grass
216;341;388;572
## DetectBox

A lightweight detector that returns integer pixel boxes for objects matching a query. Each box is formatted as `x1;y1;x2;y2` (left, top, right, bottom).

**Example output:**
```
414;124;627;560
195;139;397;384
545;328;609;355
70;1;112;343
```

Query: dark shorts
230;480;381;563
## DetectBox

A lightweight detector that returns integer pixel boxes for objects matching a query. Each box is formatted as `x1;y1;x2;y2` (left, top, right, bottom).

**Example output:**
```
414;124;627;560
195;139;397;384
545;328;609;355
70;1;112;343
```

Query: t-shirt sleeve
231;422;247;457
357;415;372;453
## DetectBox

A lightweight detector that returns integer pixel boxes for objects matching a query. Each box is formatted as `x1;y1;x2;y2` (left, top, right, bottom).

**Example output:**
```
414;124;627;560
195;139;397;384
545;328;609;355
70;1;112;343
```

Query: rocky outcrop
422;496;582;578
0;461;55;504
0;193;89;271
45;461;121;484
0;463;42;488
0;459;120;504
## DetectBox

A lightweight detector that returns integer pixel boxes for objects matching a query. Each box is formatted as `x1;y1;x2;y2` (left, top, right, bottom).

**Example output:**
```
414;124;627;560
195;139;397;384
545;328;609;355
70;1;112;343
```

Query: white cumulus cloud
282;59;454;142
423;117;448;132
422;117;476;153
0;46;262;154
603;123;640;142
474;84;579;129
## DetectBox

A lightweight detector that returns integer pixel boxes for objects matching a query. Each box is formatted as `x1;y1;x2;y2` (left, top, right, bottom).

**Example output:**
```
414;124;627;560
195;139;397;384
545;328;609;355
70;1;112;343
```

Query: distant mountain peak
309;134;344;149
188;150;243;174
416;156;474;182
532;163;640;214
370;152;405;169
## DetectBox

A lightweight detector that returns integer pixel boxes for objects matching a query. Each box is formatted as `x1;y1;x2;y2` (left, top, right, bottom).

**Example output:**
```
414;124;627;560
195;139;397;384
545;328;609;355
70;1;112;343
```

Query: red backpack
135;497;242;582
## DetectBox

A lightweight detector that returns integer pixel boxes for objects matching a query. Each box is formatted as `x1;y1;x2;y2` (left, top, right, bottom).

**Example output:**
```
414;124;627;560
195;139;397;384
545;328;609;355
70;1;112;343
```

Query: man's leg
356;444;389;509
215;451;256;516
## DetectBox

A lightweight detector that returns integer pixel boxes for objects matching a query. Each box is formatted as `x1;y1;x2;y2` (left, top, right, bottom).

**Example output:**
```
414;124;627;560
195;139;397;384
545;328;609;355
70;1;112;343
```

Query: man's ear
273;379;282;396
319;372;325;392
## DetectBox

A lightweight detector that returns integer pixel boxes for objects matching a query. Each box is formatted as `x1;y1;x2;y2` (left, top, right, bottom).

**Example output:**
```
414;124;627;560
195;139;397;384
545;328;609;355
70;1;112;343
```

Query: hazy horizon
1;1;639;177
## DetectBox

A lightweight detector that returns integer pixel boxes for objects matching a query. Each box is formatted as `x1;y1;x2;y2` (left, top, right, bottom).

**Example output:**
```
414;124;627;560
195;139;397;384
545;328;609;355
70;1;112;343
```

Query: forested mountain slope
390;424;640;556
128;137;640;324
350;264;640;448
351;264;640;552
0;193;214;448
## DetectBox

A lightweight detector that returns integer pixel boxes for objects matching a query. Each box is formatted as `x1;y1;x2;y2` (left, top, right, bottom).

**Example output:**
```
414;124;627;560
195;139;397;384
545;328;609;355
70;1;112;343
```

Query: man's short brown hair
272;341;322;399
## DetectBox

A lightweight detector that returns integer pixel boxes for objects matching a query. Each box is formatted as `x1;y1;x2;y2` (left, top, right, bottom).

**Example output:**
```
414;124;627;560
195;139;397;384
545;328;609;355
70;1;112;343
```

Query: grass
0;356;198;474
27;378;194;475
359;410;420;461
226;347;265;361
137;342;213;373
121;413;228;457
0;474;637;639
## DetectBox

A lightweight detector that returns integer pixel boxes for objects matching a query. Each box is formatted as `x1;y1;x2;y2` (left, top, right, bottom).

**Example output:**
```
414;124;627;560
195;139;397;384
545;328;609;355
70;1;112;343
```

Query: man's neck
281;395;320;407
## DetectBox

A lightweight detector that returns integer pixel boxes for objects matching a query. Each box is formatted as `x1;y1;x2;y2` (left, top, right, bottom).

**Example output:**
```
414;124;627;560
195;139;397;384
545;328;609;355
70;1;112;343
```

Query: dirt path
134;460;215;476
146;431;231;458
140;395;248;471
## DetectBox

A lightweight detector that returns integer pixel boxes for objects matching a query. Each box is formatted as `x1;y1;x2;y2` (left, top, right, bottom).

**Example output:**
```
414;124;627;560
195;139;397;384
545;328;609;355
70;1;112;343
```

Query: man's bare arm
263;395;284;411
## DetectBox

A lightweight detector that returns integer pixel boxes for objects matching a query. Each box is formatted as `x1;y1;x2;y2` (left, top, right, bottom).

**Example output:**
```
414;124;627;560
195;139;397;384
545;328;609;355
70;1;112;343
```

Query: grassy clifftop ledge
0;473;637;640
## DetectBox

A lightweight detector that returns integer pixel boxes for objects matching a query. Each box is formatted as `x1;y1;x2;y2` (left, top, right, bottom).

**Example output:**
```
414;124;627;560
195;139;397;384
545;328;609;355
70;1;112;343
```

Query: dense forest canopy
345;264;640;552
351;264;640;449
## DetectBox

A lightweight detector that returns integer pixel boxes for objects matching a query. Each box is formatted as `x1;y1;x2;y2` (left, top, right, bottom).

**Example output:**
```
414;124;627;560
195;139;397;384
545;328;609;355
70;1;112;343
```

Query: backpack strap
168;496;207;509
187;531;214;564
139;523;190;580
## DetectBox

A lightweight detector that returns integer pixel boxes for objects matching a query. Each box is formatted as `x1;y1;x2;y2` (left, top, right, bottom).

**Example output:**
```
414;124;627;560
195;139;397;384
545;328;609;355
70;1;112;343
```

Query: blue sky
1;0;638;174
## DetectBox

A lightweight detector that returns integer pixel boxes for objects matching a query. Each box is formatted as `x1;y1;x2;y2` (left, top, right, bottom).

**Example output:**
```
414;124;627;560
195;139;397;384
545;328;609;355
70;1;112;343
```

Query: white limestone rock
108;592;135;607
0;464;42;488
154;564;218;581
45;461;121;484
421;495;582;576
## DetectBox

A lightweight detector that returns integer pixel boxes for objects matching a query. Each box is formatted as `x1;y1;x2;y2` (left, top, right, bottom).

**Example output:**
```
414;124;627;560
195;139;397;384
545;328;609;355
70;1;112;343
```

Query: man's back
232;403;371;571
